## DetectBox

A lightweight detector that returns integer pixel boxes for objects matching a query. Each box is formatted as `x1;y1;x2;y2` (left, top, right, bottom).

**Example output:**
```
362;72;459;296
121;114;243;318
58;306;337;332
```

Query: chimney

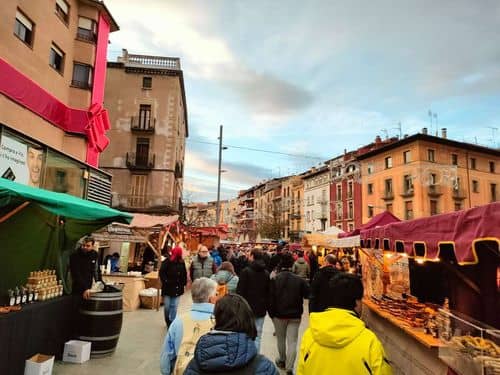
344;148;347;155
375;135;382;144
403;134;408;138
441;128;447;139
422;127;428;135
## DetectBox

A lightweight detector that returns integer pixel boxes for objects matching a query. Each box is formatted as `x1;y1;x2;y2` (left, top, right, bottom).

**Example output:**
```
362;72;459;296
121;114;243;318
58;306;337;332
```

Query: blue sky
106;0;500;202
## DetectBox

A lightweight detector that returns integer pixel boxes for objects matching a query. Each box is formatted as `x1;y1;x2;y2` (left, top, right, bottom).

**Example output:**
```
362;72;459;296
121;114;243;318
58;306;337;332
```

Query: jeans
273;318;301;373
163;295;180;325
254;317;265;352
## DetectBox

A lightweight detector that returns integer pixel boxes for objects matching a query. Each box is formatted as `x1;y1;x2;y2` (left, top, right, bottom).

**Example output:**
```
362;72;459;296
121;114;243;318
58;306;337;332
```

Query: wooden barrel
78;291;123;357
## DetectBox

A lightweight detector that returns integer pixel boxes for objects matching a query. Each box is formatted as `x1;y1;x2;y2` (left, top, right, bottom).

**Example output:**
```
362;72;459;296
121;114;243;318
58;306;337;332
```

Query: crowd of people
158;243;392;375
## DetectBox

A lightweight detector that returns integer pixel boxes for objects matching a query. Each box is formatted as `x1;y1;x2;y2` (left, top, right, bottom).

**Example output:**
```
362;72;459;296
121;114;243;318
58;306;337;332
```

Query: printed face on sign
27;147;43;187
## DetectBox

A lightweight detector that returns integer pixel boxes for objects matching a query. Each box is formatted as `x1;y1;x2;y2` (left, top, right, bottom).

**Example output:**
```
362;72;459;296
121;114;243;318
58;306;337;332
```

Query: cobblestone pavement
54;292;310;374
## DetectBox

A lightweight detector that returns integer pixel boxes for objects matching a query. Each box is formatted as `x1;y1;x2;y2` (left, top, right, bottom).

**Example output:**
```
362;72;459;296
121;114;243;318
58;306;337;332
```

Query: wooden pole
0;202;30;224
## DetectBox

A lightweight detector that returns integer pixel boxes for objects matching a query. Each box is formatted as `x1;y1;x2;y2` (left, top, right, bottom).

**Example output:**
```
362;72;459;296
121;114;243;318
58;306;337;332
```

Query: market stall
301;226;344;260
0;178;132;375
359;203;500;375
185;224;228;252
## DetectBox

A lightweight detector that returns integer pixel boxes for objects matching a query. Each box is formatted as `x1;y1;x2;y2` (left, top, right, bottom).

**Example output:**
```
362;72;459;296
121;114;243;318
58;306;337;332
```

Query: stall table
363;299;448;375
102;274;145;311
0;296;74;375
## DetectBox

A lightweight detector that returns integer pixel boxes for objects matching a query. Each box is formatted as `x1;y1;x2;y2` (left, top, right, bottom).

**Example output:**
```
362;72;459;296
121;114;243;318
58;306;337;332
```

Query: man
26;146;43;187
236;248;270;352
309;254;340;313
298;273;393;375
190;245;217;281
160;277;217;375
307;250;319;282
292;250;310;280
69;236;100;299
269;252;310;375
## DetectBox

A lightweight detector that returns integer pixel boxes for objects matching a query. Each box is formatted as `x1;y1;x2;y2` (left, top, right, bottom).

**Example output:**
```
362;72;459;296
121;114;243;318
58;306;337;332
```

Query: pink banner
92;14;110;105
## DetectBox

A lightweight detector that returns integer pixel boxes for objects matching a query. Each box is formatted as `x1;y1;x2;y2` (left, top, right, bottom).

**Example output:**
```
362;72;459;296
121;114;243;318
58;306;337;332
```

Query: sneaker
275;359;285;369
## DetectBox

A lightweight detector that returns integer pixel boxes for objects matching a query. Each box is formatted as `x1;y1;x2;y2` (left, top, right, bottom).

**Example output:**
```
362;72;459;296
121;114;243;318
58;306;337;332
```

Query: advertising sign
0;134;43;187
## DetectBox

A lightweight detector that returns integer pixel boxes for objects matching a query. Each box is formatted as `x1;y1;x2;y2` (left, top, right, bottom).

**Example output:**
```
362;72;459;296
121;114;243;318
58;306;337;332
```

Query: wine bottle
21;287;27;305
14;286;21;305
8;289;15;306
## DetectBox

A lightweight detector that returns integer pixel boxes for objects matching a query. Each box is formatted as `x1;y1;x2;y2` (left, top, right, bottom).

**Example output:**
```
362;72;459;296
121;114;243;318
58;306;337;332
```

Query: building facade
303;166;330;232
359;130;500;222
100;49;188;215
237;187;256;241
281;175;303;241
0;0;118;203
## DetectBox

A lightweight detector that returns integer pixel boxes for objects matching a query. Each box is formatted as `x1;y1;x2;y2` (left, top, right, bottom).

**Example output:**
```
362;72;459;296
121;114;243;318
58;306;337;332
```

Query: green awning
0;178;132;222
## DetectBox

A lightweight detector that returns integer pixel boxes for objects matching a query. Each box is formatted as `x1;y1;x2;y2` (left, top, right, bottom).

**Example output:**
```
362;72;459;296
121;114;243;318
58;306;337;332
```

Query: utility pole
215;125;223;225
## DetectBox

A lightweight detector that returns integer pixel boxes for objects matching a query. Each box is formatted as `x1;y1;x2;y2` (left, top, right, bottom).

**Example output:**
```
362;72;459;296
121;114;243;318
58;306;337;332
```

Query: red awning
360;202;500;265
189;224;228;239
339;211;400;238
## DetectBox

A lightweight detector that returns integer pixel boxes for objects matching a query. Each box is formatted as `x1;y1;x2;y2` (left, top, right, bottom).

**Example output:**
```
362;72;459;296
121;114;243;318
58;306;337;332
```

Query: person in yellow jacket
298;273;392;375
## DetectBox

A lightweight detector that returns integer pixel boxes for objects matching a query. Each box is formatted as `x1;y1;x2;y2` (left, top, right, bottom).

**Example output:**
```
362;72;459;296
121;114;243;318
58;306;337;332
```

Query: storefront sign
0;134;43;187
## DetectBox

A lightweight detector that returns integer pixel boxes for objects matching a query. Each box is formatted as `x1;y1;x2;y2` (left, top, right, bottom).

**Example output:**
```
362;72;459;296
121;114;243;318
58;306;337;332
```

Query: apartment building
100;49;188;215
359;129;500;222
303;165;330;232
222;198;240;241
281;175;303;241
237;187;256;241
0;0;118;204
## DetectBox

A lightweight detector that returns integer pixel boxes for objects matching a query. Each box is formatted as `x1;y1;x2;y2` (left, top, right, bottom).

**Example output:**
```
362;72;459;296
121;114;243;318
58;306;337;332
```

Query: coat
297;308;393;375
210;270;239;293
308;265;340;313
191;255;216;280
236;260;270;318
184;331;278;375
159;259;187;297
292;258;310;279
269;270;309;319
69;249;100;295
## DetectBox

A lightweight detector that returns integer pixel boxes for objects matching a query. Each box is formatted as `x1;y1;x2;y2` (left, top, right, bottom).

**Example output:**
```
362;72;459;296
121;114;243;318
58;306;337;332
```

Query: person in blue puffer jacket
184;294;279;375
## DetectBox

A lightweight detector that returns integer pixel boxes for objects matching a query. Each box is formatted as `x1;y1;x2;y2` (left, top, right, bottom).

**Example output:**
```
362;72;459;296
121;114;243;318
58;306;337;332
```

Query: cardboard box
24;354;54;375
62;340;91;363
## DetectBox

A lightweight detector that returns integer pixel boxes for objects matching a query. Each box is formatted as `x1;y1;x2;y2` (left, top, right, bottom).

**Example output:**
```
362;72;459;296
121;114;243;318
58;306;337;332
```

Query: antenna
486;126;498;148
381;129;389;140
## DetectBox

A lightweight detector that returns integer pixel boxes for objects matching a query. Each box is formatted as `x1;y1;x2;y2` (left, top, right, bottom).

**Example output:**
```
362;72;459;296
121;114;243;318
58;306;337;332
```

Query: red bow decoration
85;103;111;166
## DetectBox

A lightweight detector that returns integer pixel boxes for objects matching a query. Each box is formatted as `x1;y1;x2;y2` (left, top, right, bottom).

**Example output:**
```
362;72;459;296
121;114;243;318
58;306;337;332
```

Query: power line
186;139;325;160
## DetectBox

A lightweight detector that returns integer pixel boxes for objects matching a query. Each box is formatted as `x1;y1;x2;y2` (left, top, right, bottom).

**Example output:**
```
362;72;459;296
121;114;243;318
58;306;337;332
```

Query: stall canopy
338;211;400;238
302;226;344;249
0;178;132;293
360;202;500;265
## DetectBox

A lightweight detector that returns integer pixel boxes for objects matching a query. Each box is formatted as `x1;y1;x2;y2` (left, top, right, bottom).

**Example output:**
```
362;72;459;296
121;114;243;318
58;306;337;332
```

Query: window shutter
16;11;33;31
56;0;69;14
78;17;93;30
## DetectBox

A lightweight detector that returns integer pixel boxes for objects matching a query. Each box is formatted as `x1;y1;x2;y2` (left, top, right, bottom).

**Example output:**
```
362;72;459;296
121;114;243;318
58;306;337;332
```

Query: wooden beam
0;202;30;224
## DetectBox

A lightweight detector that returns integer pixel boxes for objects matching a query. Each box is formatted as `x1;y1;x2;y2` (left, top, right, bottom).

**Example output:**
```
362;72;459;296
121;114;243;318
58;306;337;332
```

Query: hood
309;308;365;349
296;258;306;264
250;259;266;272
194;331;257;372
213;270;234;283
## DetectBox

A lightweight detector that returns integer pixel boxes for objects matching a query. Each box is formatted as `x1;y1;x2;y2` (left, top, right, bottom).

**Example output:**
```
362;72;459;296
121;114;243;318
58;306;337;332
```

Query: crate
140;294;159;310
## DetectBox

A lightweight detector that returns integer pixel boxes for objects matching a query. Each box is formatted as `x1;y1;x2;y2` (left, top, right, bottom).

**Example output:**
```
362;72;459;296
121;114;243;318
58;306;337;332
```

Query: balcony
76;28;96;43
174;161;183;179
126;152;155;170
452;187;467;200
427;185;443;197
290;213;301;220
382;190;394;201
112;194;179;213
131;116;155;132
400;187;414;198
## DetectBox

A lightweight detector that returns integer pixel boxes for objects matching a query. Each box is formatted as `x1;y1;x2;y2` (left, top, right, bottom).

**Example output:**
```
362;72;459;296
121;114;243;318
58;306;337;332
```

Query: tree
256;202;286;240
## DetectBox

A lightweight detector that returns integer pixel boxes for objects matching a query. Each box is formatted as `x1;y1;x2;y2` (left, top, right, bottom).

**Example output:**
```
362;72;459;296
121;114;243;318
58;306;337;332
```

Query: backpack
173;315;213;375
214;275;234;301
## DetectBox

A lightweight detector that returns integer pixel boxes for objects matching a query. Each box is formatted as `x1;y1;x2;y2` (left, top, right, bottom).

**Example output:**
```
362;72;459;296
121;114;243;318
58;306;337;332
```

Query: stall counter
102;274;145;311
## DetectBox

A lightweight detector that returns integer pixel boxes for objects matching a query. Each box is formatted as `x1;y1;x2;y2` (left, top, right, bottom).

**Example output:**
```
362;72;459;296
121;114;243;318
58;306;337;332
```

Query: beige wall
101;65;187;212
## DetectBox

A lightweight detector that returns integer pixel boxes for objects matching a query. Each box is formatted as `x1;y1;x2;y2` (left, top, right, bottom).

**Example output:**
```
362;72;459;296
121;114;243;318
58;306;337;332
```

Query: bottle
7;289;15;306
33;287;39;302
14;286;21;305
21;287;27;305
27;286;33;303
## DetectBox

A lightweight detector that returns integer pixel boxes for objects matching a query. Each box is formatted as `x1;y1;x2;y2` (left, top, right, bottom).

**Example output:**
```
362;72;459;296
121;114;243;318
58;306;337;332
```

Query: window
336;185;342;201
404;175;413;192
454;202;462;211
491;184;497;202
348;201;353;219
367;164;374;174
385;179;393;194
71;63;93;89
368;183;373;195
472;180;479;193
138;104;152;129
470;158;477;170
336;202;342;221
55;0;69;23
403;150;411;164
452;154;458;166
430;173;437;185
405;201;413;220
77;17;96;42
428;149;435;162
430;200;438;216
129;174;148;208
386;203;393;213
347;181;353;198
489;161;495;173
49;44;64;73
14;10;34;46
368;205;374;218
142;76;152;89
385;156;393;169
348;223;354;232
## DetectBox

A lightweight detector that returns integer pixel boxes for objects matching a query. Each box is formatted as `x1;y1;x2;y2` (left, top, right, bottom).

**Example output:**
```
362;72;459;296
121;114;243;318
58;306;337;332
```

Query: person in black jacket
309;254;340;313
236;249;270;353
307;250;319;282
269;252;309;375
159;246;187;327
70;236;100;299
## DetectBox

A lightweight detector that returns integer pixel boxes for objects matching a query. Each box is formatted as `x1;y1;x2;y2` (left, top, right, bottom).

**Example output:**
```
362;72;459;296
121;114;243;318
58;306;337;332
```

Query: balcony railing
112;194;179;212
131;116;155;132
427;185;443;197
400;187;414;198
126;152;155;170
452;187;467;200
382;190;394;200
76;28;96;43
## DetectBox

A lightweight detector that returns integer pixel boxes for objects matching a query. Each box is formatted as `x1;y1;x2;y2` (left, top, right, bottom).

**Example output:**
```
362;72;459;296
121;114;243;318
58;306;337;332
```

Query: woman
210;261;239;294
159;246;187;327
184;294;278;374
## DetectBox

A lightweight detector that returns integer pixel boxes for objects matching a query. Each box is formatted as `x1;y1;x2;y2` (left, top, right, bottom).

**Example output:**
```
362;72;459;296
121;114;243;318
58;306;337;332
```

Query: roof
0;178;131;222
79;0;120;32
302;165;330;180
356;133;500;160
339;211;401;238
129;213;178;228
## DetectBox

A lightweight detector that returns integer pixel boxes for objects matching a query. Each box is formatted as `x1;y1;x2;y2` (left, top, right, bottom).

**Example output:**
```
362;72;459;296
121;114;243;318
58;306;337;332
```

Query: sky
105;0;500;203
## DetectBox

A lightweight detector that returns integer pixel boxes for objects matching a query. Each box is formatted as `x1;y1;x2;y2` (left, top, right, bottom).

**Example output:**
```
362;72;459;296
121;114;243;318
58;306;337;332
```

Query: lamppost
215;125;228;225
